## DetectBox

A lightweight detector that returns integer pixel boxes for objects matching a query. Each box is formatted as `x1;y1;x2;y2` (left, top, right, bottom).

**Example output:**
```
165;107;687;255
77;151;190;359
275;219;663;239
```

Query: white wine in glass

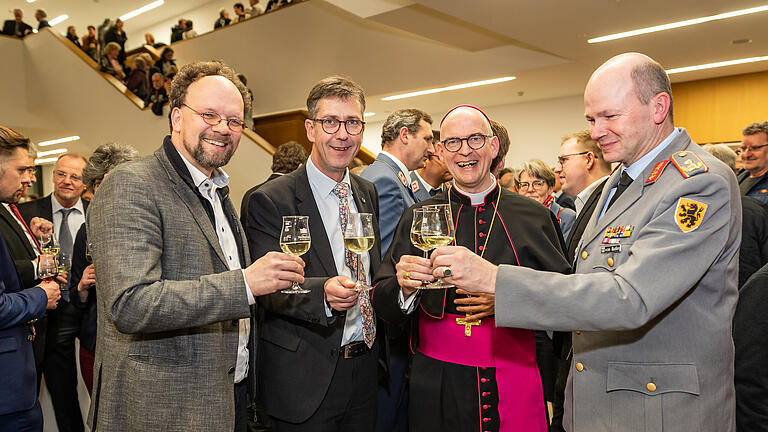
39;233;60;256
343;212;375;292
279;215;311;294
422;204;455;289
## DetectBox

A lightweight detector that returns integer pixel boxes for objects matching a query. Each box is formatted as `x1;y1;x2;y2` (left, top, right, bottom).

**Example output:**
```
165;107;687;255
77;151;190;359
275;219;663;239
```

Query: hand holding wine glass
39;232;60;256
422;204;455;289
343;212;375;292
279;216;311;294
39;278;61;310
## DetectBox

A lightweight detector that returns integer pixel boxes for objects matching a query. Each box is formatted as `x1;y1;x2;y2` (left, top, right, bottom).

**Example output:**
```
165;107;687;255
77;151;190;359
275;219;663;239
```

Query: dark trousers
37;301;84;432
235;380;248;432
0;399;43;432
376;336;409;432
270;344;378;432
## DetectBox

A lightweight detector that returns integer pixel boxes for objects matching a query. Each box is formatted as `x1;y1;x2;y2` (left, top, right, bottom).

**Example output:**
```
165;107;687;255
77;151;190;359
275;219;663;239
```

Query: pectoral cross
456;314;481;337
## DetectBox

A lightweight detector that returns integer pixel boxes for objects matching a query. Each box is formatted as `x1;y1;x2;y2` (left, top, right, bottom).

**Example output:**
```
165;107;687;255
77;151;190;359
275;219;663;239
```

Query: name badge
601;244;621;253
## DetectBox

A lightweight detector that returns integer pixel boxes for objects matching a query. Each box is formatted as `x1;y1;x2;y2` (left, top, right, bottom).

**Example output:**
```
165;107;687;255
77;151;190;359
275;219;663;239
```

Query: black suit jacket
245;164;381;423
239;172;282;228
18;194;88;237
1;19;32;37
0;205;38;287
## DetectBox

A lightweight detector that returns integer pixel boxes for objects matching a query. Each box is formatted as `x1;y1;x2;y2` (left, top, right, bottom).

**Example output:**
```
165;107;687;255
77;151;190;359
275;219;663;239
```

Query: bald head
441;106;492;136
438;105;499;193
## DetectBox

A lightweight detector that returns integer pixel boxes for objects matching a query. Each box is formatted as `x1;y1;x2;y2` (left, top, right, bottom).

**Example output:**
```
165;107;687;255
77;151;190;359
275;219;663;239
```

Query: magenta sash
418;311;548;432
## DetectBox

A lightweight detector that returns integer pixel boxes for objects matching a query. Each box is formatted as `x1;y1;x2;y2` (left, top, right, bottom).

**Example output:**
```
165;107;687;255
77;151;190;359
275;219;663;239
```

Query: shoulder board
645;160;669;185
669;151;709;179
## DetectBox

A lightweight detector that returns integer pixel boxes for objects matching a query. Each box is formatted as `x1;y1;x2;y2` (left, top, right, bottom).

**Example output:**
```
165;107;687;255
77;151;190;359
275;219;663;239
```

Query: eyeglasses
517;180;546;190
556;151;590;166
53;170;82;183
739;143;768;153
441;134;491;152
182;104;245;132
311;118;365;135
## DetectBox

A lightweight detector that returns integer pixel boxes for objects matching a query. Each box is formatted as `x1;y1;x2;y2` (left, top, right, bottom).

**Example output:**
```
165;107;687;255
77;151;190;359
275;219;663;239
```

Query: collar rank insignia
601;225;634;244
670;151;708;179
675;198;707;232
397;171;408;187
645;160;669;185
411;180;420;192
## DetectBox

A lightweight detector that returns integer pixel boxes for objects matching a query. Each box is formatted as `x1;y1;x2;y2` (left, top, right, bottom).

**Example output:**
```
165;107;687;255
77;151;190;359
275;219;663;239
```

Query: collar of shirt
175;148;230;198
51;194;85;216
622;127;681;181
452;175;498;206
413;170;434;191
306;155;351;197
575;175;609;214
379;150;411;179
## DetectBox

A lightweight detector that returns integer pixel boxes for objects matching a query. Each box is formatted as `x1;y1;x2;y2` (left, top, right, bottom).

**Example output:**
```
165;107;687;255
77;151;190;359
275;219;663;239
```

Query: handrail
38;27;277;156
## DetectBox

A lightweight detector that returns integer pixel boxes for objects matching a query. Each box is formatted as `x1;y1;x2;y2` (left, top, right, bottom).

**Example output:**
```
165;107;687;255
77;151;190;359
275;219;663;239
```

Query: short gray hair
82;143;139;189
517;159;556;188
381;109;432;146
701;144;738;174
631;60;673;122
306;76;365;119
742;121;768;137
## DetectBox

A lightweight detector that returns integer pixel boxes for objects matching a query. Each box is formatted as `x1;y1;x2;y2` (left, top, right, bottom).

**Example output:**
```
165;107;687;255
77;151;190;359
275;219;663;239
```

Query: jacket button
607;257;615;267
228;367;235;374
581;251;589;260
646;382;657;392
480;378;488;383
575;362;584;372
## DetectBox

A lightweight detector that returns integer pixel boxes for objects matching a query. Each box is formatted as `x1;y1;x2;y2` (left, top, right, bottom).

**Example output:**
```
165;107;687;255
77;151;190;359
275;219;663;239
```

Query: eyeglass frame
739;143;768;153
440;133;492;152
556;151;591;166
53;170;83;184
517;179;547;190
310;118;366;136
181;103;245;132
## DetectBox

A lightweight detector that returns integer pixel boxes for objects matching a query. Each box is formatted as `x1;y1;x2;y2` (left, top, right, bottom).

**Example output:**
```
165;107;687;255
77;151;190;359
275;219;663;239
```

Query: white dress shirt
51;195;86;241
574;176;609;215
306;156;371;346
178;150;254;384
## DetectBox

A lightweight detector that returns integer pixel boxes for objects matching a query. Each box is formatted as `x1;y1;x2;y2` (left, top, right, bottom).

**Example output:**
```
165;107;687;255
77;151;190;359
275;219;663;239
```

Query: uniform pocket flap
606;362;700;396
0;336;18;354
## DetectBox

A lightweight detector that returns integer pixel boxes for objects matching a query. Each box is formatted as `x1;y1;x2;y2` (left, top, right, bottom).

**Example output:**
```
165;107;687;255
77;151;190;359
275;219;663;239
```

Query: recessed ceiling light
36;148;68;157
26;0;36;3
38;136;80;146
588;4;768;43
666;55;768;74
34;157;59;165
49;14;69;26
120;0;165;21
364;112;375;117
381;76;516;101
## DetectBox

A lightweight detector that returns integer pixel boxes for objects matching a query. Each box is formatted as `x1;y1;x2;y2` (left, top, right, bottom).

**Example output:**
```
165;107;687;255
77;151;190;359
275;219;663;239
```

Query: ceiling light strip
666;55;768;74
36;148;68;157
34;157;59;165
49;14;69;26
382;76;516;101
120;0;165;21
588;4;768;43
38;136;79;147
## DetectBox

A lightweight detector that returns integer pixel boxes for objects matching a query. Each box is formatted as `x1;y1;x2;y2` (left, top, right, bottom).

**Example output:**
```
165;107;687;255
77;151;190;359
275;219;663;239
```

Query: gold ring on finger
404;271;411;280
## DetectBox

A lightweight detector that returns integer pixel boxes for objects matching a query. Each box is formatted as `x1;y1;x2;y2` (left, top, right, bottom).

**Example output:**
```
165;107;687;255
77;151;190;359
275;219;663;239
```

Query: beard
185;132;236;170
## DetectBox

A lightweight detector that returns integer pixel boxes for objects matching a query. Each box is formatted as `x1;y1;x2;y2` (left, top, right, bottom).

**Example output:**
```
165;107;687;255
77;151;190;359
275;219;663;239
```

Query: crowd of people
1;51;767;432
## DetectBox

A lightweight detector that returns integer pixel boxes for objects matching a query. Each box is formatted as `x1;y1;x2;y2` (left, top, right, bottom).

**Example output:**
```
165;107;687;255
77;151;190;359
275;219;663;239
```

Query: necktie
331;182;375;348
9;204;41;252
607;171;633;210
58;208;75;301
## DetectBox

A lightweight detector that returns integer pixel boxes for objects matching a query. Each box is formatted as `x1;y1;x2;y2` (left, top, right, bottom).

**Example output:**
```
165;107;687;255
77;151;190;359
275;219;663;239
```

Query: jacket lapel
377;153;417;205
0;205;35;256
295;166;338;277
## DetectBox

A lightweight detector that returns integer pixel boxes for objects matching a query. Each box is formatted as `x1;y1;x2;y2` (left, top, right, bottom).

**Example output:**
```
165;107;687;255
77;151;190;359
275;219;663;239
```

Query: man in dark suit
246;76;382;431
240;140;306;228
0;124;60;432
19;153;88;432
1;9;32;37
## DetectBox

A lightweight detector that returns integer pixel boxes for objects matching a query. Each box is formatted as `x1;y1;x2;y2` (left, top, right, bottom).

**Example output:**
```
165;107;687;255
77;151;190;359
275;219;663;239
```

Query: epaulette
669;151;708;179
645;160;669;185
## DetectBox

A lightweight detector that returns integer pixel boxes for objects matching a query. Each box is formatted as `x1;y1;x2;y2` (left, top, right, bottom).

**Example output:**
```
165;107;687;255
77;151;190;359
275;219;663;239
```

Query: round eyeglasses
311;118;365;135
182;104;245;132
517;180;546;190
441;134;490;152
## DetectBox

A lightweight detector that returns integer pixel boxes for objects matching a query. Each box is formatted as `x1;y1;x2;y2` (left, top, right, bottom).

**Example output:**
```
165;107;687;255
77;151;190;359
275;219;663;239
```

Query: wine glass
410;208;436;289
85;242;94;264
57;252;72;273
39;232;60;256
279;216;311;294
343;212;375;292
422;204;455;289
38;254;59;281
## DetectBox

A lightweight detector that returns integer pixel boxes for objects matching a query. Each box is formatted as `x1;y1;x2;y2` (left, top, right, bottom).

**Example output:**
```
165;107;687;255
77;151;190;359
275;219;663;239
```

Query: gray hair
742;121;768;137
306;76;365;119
517;158;556;188
381;109;432;146
82;143;139;189
701;144;738;174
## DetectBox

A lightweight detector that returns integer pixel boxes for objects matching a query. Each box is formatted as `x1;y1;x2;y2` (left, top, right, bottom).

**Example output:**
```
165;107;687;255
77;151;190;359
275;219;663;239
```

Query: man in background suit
20;153;88;432
550;130;611;431
240;140;306;228
362;108;432;255
86;61;304;432
1;9;32;37
0;124;60;432
433;53;741;431
737;121;768;204
246;76;381;431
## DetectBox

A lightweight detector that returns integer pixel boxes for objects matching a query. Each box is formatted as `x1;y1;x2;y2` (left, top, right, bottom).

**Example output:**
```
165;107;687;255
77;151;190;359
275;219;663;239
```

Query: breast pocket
607;362;701;432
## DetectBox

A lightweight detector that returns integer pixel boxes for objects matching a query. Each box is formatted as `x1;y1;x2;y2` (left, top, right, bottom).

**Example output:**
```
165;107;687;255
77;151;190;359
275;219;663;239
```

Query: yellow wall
673;71;768;144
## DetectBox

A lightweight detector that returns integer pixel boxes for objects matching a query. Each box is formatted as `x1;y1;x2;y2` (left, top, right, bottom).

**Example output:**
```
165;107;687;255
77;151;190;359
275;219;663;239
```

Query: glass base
281;284;309;294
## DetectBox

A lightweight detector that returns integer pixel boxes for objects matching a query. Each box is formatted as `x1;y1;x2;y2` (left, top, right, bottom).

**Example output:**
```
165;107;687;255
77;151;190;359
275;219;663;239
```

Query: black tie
607;171;633;209
429;188;439;197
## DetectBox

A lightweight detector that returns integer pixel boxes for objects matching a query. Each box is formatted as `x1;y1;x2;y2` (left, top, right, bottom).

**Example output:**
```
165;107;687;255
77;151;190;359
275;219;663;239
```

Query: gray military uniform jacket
86;139;253;431
494;129;740;431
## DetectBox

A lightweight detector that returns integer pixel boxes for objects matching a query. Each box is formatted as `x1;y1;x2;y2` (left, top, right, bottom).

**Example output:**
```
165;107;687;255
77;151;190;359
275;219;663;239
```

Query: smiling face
171;75;244;176
555;137;590;196
438;107;498;193
518;171;553;203
741;132;768;176
52;155;86;207
306;97;363;182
